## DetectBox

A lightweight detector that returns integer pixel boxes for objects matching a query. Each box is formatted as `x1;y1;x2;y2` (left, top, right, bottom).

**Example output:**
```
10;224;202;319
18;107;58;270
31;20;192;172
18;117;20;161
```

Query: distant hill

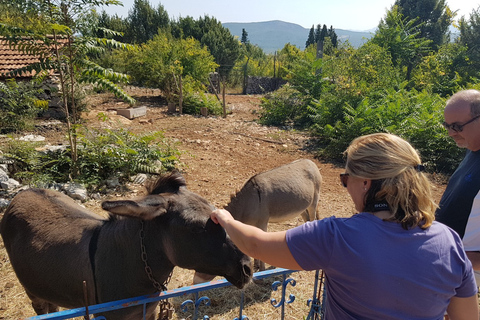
223;20;373;54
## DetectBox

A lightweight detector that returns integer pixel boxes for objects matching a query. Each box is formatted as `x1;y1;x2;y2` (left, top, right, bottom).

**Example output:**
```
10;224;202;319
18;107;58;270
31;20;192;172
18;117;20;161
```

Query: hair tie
415;164;425;172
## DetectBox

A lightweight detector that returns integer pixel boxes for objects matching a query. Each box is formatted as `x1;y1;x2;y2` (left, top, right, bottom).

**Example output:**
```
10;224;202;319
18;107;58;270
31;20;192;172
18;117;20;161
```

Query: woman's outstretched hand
210;208;234;226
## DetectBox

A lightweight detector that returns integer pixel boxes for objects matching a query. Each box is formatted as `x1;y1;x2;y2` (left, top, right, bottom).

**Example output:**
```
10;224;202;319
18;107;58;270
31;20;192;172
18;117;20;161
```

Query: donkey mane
228;176;260;204
147;171;186;195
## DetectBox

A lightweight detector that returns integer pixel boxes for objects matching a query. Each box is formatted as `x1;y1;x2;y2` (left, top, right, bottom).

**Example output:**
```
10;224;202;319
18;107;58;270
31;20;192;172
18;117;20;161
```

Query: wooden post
273;51;276;78
316;40;324;75
222;77;226;118
179;75;183;114
208;76;221;102
243;59;249;95
167;102;176;113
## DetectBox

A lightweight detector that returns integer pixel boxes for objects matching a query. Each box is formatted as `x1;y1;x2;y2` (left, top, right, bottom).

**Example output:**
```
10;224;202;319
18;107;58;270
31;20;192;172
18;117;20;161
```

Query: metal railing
25;268;325;320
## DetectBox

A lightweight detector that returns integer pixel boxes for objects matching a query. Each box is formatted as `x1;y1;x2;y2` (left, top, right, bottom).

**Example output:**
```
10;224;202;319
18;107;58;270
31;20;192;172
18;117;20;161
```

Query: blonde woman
212;133;478;320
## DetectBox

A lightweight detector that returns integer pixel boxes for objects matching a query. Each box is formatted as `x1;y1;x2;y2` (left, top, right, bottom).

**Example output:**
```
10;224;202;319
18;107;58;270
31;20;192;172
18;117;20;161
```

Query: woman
211;133;478;320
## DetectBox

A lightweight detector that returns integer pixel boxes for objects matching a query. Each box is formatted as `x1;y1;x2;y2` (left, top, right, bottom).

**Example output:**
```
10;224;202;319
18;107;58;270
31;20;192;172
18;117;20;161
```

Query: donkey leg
254;258;266;271
25;290;59;315
254;220;269;272
302;199;320;222
300;210;310;222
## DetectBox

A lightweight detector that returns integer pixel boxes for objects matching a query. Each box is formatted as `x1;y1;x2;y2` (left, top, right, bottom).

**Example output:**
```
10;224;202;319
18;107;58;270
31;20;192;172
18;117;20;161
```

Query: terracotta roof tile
0;37;67;78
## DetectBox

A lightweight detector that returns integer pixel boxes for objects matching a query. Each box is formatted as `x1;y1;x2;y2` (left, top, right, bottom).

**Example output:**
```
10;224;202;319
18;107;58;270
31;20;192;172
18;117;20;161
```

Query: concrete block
116;106;147;119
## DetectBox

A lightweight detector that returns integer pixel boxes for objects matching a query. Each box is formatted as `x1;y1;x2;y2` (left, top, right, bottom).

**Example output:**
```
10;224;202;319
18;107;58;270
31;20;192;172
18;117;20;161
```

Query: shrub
312;87;463;174
0;79;48;133
258;84;310;127
182;91;223;115
1;127;181;190
181;76;223;115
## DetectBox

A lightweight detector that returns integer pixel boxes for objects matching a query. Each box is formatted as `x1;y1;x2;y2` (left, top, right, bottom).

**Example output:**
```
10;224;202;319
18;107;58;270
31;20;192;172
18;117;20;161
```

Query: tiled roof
0;37;67;78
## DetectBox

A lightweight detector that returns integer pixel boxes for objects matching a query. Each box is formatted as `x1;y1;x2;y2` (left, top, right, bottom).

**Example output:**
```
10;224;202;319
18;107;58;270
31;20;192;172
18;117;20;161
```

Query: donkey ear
101;195;168;220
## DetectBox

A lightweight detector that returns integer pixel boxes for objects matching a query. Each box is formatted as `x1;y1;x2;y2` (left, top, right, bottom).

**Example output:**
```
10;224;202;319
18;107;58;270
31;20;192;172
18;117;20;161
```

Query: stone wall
246;76;287;94
207;72;221;94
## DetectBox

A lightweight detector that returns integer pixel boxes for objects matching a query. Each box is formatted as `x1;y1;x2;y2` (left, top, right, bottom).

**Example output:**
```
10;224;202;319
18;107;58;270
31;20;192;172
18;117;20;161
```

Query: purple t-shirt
286;213;477;320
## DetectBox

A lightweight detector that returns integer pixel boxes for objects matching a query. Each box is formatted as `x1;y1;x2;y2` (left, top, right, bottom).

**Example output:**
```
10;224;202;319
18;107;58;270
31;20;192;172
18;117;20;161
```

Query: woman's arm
446;295;479;320
466;251;480;270
211;208;303;270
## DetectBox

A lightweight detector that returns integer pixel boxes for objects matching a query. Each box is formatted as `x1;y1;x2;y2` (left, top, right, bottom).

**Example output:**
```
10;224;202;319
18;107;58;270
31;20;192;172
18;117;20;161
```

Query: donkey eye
191;225;206;234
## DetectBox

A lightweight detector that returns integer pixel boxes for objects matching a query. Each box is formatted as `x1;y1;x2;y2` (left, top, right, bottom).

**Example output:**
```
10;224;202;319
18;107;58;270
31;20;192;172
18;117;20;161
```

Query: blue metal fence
24;268;325;320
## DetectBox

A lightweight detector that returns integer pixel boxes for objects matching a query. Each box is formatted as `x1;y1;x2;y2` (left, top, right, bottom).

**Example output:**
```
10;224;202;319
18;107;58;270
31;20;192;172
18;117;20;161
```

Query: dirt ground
0;87;447;319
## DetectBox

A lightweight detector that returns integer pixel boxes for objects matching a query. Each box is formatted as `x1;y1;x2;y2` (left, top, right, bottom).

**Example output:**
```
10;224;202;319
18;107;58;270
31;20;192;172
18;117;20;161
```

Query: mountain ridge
222;20;373;53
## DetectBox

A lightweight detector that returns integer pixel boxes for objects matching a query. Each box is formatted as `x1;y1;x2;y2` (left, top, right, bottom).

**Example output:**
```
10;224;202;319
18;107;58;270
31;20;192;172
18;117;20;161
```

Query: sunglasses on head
340;173;349;188
442;114;480;133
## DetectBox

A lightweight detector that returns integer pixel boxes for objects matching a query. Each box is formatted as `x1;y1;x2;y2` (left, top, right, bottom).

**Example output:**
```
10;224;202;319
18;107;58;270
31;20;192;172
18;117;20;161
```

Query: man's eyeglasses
443;114;480;133
340;173;349;188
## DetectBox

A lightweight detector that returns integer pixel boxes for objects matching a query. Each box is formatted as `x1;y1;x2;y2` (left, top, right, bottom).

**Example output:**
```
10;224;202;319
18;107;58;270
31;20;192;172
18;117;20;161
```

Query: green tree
314;24;322;43
124;0;170;44
372;6;432;81
410;42;465;95
313;40;399;129
241;28;249;44
320;24;328;42
306;25;315;48
0;0;49;32
394;0;454;50
172;15;239;78
124;30;218;103
96;11;128;41
276;43;304;79
328;26;338;48
170;16;199;39
457;6;480;81
0;0;134;179
231;44;271;89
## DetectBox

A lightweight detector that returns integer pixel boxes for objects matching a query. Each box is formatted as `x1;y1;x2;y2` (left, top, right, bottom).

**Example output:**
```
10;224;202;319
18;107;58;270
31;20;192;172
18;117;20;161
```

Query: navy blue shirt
436;150;480;239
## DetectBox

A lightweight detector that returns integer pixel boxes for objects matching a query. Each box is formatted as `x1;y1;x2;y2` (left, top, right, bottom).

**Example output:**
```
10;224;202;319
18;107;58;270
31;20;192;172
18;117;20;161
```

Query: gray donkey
194;159;322;284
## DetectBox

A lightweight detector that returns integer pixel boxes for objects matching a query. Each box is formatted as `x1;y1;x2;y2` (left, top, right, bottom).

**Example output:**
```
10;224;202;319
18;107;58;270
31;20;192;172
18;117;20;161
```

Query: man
436;89;480;280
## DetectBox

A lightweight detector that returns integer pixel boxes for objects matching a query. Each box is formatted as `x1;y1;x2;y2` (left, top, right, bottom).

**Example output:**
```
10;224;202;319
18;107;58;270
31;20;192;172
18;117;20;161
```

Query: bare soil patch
0;87;446;319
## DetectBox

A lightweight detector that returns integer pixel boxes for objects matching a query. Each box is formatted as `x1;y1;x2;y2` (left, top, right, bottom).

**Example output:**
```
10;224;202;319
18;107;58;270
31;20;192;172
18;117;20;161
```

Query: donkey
0;171;252;320
194;159;322;284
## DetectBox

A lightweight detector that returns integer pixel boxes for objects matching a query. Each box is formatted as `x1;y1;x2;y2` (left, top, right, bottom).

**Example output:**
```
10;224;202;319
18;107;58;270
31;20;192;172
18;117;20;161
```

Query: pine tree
241;28;249;44
320;24;328;42
314;24;322;43
328;26;338;47
306;25;315;47
124;0;170;44
458;7;480;79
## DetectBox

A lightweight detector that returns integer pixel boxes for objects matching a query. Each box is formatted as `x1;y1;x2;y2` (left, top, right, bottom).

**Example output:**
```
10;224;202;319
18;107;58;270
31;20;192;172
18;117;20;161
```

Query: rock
105;177;120;188
0;168;8;182
131;173;148;185
61;183;88;202
0;178;20;190
18;134;45;142
35;144;67;153
0;198;11;208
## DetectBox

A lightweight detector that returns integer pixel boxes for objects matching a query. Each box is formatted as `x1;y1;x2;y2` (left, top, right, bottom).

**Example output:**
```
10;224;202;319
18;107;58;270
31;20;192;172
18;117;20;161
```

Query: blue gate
24;268;326;320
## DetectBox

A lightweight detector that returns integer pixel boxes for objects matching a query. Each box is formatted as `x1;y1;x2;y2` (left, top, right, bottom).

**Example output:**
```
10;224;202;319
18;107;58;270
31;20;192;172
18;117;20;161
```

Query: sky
101;0;480;31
